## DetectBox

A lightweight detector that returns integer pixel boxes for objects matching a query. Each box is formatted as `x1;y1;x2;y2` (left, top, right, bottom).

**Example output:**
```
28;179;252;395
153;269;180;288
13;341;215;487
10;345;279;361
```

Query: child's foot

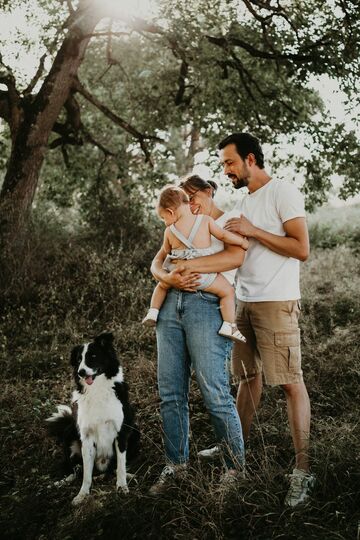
219;322;246;343
142;308;159;326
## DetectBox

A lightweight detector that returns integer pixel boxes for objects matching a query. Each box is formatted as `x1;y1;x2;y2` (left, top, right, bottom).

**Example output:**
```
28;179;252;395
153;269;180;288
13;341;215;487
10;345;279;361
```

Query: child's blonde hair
157;185;189;210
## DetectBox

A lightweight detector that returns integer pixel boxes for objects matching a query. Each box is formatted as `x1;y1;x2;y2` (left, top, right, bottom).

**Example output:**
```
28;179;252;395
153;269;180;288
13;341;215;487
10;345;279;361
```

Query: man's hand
164;265;201;291
224;215;258;238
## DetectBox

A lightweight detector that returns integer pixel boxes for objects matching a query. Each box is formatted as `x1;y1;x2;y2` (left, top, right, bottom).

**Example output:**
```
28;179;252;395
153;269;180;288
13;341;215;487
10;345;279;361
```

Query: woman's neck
208;201;223;220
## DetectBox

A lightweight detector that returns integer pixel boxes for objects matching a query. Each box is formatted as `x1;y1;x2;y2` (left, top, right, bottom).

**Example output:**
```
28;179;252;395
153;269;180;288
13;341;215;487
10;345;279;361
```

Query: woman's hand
165;265;201;291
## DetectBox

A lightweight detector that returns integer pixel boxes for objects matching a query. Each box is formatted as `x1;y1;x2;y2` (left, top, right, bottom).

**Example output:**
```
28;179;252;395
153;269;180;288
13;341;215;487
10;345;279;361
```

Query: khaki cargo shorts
232;300;303;386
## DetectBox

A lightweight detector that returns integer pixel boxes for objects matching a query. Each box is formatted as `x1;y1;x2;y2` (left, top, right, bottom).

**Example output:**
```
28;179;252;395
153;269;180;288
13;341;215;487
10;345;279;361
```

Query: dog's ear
70;345;81;366
95;332;114;348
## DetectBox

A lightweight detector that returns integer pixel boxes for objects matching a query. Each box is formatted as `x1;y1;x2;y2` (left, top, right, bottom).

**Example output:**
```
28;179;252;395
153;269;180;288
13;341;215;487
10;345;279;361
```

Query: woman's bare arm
150;246;201;291
174;243;246;274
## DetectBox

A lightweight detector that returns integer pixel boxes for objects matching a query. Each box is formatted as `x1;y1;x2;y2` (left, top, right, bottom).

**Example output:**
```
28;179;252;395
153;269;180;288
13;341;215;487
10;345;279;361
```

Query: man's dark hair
218;133;265;169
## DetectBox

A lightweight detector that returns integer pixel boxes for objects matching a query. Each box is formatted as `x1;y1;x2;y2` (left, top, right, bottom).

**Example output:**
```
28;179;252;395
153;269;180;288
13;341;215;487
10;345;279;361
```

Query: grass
0;207;359;539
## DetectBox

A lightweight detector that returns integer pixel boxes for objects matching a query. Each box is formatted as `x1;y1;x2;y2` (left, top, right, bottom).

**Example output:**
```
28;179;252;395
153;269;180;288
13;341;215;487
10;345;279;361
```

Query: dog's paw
116;483;129;494
72;492;88;506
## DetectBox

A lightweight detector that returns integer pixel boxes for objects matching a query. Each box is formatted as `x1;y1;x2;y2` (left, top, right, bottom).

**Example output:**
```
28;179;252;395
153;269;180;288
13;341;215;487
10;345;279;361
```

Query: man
218;132;314;507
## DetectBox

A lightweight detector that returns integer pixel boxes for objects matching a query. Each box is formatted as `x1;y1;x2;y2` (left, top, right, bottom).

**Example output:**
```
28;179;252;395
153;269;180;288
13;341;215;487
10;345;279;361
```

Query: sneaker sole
142;319;156;327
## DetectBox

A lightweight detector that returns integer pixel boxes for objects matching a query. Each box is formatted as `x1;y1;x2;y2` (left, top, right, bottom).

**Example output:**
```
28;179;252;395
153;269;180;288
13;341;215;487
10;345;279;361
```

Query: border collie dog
47;332;139;506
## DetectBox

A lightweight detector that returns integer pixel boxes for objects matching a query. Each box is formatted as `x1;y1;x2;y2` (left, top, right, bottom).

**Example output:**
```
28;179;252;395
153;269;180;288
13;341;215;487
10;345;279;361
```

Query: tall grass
0;207;359;539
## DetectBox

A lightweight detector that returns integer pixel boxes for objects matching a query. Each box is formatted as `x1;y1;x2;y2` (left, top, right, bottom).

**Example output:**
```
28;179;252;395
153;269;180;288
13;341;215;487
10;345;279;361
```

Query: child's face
158;207;178;226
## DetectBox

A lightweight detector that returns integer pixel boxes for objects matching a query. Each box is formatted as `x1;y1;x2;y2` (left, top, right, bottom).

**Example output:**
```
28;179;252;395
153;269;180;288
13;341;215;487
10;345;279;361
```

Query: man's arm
224;215;309;261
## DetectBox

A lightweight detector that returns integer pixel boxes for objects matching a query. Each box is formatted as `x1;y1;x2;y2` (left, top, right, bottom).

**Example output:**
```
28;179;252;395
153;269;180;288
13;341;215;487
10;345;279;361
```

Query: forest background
0;1;359;539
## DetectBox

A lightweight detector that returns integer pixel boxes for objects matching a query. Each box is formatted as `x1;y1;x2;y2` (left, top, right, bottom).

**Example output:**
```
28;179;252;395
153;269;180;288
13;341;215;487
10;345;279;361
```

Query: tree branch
72;76;162;164
241;0;299;34
206;34;315;63
0;54;22;139
81;124;116;157
23;53;47;96
229;52;299;116
175;60;190;106
65;0;75;16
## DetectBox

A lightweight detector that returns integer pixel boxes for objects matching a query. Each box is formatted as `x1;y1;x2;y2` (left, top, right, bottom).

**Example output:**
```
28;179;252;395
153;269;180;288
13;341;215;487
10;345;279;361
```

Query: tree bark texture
0;1;101;246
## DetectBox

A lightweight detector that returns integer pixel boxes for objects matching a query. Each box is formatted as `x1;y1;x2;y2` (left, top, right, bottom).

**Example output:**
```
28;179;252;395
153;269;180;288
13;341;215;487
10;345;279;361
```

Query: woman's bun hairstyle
179;175;218;198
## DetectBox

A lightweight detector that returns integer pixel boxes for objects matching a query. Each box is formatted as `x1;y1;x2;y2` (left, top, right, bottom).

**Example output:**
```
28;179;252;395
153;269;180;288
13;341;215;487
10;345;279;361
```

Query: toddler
143;185;248;343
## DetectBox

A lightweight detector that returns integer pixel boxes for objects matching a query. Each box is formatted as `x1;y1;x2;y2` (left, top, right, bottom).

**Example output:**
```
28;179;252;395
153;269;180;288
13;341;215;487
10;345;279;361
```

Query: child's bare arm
208;217;249;250
163;228;171;254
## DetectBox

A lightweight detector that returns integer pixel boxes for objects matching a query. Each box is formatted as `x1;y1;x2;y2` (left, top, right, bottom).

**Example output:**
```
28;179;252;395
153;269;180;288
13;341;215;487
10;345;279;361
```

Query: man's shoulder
271;179;302;196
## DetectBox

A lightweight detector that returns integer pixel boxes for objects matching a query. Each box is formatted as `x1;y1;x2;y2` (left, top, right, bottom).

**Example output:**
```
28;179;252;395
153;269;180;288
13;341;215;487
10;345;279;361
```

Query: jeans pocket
198;291;219;304
274;330;301;374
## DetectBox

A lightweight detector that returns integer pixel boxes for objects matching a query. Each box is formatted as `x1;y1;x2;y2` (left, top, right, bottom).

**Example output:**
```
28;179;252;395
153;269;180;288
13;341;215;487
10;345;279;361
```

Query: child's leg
205;275;246;343
143;283;170;326
205;274;236;323
150;283;170;310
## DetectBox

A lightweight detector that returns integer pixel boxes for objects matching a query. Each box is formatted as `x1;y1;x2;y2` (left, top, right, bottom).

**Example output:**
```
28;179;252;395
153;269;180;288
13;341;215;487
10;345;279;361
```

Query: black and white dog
47;332;140;506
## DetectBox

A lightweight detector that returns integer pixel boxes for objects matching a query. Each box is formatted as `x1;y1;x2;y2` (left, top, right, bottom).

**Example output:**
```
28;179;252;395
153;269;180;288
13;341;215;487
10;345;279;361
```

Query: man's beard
230;175;249;189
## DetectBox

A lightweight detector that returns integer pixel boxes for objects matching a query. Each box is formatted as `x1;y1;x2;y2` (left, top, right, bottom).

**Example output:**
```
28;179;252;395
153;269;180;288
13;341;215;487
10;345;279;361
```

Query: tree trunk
0;1;101;247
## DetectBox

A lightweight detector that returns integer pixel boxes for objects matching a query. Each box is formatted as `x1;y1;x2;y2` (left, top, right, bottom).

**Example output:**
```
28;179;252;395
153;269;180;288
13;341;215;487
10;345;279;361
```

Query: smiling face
182;187;214;216
219;143;251;189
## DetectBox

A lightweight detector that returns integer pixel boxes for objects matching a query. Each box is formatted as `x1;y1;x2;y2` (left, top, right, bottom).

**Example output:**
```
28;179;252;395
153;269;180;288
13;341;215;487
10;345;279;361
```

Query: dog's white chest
75;376;124;444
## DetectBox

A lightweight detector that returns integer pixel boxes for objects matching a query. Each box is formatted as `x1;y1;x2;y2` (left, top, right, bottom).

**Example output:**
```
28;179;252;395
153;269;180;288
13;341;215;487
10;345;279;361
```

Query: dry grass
0;211;359;539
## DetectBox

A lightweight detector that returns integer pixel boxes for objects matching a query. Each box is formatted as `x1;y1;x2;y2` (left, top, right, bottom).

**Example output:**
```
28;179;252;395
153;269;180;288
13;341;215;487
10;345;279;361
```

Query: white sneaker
148;463;187;496
197;445;221;461
285;468;316;507
219;322;246;343
142;308;159;326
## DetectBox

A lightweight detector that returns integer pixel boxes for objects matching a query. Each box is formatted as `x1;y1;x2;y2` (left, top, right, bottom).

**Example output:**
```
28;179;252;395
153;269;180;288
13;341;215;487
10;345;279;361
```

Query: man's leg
236;373;263;441
281;381;311;472
232;301;262;441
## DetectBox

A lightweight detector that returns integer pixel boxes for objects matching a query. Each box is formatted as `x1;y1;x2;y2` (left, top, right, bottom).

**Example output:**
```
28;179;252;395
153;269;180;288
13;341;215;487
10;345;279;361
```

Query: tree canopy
0;0;359;244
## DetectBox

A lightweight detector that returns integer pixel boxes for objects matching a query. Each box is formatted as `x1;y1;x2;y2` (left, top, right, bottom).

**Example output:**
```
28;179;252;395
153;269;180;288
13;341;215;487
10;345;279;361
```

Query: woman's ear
205;187;214;199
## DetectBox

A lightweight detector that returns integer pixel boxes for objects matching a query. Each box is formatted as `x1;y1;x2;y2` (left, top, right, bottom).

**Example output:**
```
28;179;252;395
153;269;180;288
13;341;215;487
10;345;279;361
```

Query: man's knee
281;381;307;398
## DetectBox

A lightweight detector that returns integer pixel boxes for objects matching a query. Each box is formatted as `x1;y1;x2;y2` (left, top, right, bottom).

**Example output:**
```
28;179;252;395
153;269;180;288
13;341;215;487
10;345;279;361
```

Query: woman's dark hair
179;175;218;198
218;133;264;169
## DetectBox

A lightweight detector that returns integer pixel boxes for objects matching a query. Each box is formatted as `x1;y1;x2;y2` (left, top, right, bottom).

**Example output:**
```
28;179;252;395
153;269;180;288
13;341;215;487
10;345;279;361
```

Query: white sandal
219;322;246;343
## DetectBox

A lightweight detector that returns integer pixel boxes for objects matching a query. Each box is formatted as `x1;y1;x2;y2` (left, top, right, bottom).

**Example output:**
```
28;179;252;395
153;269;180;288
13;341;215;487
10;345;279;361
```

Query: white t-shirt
211;208;241;285
234;179;306;302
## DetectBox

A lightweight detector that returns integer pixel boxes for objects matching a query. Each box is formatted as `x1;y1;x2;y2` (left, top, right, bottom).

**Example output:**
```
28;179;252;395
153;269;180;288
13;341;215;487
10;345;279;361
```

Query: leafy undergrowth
1;222;359;539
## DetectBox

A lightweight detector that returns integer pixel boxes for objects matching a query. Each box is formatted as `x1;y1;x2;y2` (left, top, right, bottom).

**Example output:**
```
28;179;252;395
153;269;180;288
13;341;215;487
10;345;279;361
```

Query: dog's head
70;332;120;387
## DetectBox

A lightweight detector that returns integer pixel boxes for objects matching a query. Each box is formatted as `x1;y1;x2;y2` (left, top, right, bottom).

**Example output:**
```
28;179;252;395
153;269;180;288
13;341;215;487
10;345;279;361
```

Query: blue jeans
156;289;245;468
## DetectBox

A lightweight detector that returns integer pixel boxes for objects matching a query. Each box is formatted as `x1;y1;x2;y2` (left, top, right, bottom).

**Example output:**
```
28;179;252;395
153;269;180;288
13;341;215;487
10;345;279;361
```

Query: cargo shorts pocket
274;329;301;374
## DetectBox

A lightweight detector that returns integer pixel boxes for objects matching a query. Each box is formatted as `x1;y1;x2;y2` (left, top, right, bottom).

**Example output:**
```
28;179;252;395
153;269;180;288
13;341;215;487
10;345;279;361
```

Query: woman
149;175;245;495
